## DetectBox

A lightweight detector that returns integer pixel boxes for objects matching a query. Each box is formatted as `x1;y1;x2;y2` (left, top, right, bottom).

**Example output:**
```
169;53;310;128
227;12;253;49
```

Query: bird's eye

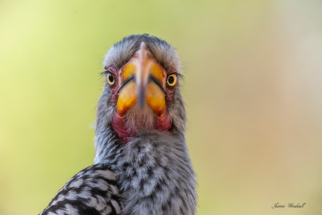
107;72;115;86
167;74;177;87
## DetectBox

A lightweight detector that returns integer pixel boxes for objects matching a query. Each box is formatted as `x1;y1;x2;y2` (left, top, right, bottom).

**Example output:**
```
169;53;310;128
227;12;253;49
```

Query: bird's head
96;34;186;143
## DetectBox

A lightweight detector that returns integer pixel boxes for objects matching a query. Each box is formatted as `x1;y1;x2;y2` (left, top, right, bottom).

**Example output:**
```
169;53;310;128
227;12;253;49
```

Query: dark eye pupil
108;74;114;83
168;76;174;84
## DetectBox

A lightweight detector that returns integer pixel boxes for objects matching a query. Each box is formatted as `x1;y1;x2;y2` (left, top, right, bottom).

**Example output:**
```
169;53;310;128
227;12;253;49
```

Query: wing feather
40;164;121;215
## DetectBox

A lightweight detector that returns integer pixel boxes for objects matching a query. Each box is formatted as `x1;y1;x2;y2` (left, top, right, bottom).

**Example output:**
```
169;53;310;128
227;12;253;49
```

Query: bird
40;34;197;215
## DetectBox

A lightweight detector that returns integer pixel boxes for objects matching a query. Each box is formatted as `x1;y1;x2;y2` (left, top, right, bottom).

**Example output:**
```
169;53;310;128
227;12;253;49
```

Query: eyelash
169;72;183;79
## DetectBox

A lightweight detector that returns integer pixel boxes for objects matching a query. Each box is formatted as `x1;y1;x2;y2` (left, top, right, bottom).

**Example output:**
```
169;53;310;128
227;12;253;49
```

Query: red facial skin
106;66;177;143
112;112;172;143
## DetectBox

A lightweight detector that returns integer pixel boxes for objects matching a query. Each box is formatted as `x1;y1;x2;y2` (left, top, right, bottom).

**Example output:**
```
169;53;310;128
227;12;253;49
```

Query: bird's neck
94;126;197;215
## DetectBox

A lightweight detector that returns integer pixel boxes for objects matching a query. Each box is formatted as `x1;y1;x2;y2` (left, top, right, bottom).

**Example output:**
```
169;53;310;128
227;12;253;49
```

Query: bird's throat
112;112;172;143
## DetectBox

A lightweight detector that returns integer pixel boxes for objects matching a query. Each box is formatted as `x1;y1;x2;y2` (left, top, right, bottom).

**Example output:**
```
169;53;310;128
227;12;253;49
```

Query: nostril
150;75;166;95
117;75;135;94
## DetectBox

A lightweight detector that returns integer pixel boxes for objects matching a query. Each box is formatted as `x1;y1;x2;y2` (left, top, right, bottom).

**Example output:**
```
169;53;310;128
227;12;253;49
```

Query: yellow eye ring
107;72;115;86
167;74;177;87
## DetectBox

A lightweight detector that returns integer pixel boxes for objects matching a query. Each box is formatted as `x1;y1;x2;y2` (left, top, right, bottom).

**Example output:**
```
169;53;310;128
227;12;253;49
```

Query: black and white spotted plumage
40;164;121;215
40;34;197;215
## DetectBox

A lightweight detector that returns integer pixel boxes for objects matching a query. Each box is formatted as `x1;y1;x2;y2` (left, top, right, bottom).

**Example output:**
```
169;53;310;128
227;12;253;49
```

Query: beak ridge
136;42;149;109
116;42;167;117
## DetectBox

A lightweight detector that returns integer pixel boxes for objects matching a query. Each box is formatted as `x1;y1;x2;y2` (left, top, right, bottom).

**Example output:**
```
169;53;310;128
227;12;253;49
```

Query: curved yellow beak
116;42;167;118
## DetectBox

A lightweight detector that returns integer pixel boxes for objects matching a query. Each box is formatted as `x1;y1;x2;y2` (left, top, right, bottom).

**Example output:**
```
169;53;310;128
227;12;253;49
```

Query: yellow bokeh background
1;0;322;214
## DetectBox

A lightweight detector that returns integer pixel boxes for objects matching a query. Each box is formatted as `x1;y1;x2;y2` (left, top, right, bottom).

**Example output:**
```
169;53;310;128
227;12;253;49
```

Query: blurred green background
1;0;322;214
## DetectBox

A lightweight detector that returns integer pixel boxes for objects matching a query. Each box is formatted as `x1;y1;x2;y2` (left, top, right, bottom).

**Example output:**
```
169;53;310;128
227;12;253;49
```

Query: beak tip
138;100;144;109
137;87;145;110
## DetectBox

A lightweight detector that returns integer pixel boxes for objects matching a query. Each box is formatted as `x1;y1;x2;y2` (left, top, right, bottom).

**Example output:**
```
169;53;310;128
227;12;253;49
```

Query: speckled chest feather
95;129;197;215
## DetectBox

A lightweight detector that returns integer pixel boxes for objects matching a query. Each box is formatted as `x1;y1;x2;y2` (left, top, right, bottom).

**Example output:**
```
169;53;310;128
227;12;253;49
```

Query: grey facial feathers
103;34;181;73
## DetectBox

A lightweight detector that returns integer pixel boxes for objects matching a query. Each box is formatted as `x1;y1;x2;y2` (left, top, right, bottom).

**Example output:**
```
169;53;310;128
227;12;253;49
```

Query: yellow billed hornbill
40;34;197;215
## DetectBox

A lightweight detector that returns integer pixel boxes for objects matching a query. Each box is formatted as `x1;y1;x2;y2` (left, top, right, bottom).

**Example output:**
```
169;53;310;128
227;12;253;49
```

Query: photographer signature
272;202;306;209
